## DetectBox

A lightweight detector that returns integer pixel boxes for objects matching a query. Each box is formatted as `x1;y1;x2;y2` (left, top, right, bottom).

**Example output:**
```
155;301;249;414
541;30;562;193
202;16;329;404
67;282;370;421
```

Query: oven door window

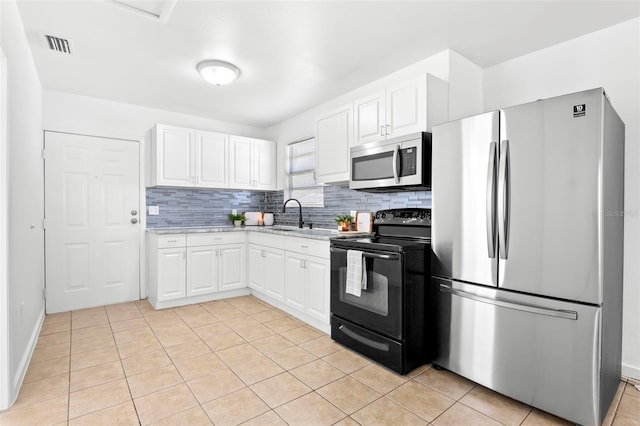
330;248;403;339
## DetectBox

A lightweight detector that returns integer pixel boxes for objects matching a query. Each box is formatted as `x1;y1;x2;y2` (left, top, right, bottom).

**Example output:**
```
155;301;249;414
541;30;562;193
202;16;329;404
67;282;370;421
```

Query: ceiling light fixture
196;60;241;86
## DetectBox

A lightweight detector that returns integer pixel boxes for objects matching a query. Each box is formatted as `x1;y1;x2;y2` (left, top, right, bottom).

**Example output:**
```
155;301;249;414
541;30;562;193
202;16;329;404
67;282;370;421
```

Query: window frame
285;137;324;208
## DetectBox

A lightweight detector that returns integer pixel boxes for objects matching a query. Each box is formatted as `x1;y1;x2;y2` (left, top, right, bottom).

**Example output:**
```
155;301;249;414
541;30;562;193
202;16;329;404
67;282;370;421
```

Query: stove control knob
381;213;387;219
419;212;426;219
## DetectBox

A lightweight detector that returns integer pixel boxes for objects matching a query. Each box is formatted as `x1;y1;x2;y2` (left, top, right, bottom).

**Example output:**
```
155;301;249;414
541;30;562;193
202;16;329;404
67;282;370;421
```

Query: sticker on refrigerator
573;104;586;118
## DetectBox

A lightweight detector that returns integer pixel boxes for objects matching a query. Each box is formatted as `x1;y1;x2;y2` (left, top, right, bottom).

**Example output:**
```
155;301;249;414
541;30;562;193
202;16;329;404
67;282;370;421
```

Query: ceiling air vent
43;34;72;54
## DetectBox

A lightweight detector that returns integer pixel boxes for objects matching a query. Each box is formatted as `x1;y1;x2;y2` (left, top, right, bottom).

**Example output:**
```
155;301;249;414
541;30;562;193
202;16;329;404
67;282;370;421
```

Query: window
286;138;324;207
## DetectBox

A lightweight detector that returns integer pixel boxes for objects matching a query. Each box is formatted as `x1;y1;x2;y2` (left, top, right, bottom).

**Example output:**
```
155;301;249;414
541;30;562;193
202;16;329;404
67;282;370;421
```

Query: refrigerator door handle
392;144;400;184
439;284;578;320
486;142;497;258
498;139;510;259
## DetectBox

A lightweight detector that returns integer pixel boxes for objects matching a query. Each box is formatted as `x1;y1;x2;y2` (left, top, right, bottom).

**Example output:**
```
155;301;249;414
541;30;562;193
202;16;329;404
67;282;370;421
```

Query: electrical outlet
148;206;159;215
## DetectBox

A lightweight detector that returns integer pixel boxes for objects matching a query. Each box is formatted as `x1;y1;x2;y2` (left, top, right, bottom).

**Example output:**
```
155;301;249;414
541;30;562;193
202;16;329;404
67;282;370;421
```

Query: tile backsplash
146;188;265;228
264;183;431;229
146;183;431;229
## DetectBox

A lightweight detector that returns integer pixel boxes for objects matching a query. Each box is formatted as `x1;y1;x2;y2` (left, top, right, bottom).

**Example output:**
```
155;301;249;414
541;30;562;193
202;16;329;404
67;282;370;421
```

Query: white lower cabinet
218;244;246;291
264;250;285;301
186;246;217;296
147;232;247;308
283;238;331;326
186;243;245;295
157;247;187;300
247;233;330;331
247;233;286;302
148;231;330;329
248;245;266;293
248;243;285;301
284;252;307;313
305;256;330;323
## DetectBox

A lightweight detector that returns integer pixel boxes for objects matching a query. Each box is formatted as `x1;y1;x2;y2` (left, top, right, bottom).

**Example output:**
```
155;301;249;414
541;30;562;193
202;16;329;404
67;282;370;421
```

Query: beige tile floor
0;295;638;425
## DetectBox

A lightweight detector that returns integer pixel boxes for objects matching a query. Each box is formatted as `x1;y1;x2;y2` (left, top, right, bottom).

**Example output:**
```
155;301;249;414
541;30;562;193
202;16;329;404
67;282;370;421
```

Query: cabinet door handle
380;126;385;136
386;124;391;136
300;245;308;249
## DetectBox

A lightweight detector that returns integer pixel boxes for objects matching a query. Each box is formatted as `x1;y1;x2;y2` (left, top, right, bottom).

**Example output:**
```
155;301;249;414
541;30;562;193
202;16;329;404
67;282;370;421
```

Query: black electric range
329;208;432;374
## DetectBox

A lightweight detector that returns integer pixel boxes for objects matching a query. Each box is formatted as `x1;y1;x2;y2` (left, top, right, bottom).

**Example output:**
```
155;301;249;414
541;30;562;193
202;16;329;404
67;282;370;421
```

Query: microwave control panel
400;148;417;176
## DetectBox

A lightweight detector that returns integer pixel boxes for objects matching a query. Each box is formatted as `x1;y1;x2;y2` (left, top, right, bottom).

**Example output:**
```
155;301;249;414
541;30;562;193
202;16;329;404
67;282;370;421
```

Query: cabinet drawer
187;232;246;247
157;234;186;248
248;232;285;248
285;236;329;258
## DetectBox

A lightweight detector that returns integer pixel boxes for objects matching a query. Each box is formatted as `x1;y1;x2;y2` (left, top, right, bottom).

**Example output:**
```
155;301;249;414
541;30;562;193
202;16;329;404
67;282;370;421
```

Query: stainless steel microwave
349;132;431;192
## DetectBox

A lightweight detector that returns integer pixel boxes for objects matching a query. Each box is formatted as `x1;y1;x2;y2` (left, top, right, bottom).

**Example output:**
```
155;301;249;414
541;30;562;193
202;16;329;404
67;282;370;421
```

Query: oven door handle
330;247;400;261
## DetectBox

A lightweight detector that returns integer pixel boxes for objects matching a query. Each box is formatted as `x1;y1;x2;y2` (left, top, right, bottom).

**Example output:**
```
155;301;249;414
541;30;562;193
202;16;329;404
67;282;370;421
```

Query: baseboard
9;308;45;408
152;288;251;310
622;363;640;381
250;290;330;335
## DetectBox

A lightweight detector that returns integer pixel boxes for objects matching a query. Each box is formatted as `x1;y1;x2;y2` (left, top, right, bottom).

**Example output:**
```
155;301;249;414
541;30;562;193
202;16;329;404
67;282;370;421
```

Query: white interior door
44;132;140;313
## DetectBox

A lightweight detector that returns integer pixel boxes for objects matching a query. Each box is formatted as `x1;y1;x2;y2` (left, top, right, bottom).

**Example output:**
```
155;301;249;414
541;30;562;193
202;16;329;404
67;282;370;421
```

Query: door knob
131;210;138;216
131;218;138;224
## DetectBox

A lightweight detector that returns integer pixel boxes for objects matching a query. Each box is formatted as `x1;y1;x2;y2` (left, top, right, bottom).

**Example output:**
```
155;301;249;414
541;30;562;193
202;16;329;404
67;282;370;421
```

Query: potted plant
334;214;354;232
228;213;245;227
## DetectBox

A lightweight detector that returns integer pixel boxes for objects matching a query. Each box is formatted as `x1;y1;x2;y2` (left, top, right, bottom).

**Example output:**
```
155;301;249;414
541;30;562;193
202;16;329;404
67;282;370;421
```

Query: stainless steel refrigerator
431;88;624;425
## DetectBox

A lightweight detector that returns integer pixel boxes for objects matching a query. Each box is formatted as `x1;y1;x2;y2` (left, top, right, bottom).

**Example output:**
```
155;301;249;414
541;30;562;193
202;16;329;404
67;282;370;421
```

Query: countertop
146;225;369;241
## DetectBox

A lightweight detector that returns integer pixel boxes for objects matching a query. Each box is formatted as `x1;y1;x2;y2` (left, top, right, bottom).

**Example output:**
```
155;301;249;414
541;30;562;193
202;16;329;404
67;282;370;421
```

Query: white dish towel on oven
346;249;367;297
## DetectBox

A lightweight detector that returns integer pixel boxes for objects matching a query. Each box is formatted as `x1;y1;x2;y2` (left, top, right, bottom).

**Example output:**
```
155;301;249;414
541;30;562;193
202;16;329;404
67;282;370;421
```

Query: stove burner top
331;208;431;252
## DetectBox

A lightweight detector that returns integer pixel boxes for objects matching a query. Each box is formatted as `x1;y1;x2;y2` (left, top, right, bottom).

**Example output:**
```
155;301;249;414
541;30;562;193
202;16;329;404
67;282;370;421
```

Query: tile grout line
15;296;634;425
111;304;144;425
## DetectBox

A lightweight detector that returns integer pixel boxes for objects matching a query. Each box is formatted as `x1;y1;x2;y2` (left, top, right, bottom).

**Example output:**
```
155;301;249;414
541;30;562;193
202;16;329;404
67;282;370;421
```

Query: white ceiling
16;0;640;128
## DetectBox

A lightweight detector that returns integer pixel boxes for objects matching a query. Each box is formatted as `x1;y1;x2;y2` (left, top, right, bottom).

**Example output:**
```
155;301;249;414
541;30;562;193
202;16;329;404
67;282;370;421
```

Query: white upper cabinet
149;124;274;190
195;130;228;188
229;135;252;188
353;74;449;146
315;103;353;184
229;135;276;190
252;138;276;190
354;91;386;146
151;124;195;187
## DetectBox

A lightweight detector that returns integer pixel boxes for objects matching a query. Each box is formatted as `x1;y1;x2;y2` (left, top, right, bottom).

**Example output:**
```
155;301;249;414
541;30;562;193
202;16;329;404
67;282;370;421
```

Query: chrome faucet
282;198;304;228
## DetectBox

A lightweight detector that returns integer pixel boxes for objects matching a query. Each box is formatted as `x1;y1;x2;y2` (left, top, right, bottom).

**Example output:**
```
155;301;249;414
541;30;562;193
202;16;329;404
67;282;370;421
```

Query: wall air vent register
43;34;72;55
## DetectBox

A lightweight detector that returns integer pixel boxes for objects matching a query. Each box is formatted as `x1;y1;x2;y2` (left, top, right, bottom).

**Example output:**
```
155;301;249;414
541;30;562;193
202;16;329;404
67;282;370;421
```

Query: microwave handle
392;144;400;184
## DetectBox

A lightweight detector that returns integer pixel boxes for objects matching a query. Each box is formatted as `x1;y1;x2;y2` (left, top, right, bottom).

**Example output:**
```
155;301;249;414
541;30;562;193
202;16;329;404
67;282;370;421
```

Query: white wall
43;90;269;142
448;51;483;121
1;0;46;409
484;18;640;379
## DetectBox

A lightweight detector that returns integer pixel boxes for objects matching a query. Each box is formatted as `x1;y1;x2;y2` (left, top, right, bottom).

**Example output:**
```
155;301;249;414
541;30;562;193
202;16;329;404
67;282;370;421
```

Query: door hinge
43;288;47;299
42;218;46;230
41;149;46;160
